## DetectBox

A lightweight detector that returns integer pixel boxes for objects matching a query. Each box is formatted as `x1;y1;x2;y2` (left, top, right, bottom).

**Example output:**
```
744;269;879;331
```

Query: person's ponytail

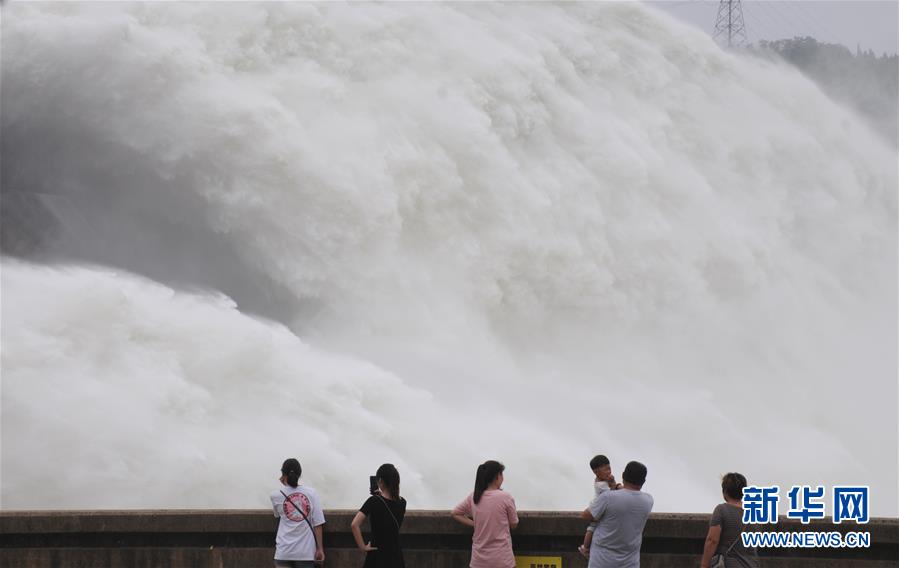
473;464;487;504
281;458;302;488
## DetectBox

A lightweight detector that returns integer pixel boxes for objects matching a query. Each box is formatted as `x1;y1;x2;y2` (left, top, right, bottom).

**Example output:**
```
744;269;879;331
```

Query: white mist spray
1;2;895;514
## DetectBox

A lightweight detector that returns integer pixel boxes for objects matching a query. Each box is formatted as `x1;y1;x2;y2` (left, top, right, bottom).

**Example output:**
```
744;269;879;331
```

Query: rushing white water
1;2;896;515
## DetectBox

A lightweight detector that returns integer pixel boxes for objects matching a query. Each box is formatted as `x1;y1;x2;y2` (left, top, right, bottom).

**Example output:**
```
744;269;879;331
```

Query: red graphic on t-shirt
282;491;312;522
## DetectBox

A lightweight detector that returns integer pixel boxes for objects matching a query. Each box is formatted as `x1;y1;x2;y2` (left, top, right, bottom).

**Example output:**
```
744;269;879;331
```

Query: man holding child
580;460;654;568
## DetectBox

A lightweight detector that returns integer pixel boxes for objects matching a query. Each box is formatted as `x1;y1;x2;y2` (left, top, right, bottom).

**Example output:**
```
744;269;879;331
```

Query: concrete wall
1;510;896;567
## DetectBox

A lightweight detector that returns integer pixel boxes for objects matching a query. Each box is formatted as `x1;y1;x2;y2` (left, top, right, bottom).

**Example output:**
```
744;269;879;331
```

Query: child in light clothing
578;454;620;558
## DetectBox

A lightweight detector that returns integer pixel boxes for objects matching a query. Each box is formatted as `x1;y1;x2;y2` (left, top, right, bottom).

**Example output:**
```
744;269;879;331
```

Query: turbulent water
2;2;896;514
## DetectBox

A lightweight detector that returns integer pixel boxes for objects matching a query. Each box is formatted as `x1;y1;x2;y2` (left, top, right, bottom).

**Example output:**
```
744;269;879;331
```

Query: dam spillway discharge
1;2;896;515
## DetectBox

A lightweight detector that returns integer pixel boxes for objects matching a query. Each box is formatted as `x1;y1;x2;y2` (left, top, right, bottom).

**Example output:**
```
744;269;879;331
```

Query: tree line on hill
747;36;898;146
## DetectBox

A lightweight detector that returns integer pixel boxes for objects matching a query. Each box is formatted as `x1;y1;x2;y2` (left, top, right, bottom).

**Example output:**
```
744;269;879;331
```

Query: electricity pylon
713;0;748;48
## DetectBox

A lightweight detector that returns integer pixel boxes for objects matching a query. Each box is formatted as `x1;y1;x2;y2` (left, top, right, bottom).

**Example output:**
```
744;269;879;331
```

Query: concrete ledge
2;510;896;567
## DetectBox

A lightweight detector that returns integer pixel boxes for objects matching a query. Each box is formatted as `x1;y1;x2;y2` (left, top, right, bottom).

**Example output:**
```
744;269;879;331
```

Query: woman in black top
350;463;407;568
700;472;759;568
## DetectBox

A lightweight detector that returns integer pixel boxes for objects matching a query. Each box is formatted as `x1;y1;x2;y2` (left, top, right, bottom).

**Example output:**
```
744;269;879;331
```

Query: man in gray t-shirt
581;460;654;568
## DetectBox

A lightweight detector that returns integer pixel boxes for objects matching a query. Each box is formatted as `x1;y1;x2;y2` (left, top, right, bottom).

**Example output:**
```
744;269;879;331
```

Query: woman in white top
270;458;326;568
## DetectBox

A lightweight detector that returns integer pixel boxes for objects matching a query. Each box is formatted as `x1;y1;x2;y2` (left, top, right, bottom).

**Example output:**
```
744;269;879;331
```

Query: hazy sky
645;0;898;55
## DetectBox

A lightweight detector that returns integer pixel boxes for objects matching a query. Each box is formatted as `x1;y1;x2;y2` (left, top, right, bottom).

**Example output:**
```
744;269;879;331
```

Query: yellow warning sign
515;556;563;568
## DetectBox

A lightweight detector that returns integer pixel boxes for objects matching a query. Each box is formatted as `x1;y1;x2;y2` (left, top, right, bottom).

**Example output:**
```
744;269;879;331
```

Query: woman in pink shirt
452;460;519;568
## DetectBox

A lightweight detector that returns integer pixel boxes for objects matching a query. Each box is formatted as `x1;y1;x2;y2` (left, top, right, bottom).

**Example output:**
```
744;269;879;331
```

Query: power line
746;1;790;42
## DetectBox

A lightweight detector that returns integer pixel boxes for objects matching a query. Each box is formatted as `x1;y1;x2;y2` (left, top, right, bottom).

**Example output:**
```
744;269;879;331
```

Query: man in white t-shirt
580;460;654;568
271;458;326;567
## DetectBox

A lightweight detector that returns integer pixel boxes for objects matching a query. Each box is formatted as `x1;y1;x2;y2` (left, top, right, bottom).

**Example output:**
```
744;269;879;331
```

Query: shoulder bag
376;494;402;530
